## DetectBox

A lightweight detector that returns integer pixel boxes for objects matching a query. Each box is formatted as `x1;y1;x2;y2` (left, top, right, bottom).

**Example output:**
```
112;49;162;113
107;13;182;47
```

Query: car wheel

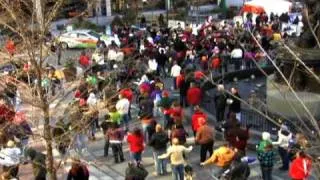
61;42;69;49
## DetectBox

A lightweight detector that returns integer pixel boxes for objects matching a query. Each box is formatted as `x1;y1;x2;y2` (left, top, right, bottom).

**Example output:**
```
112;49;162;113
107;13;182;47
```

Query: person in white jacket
272;124;292;170
87;92;98;140
116;94;130;131
170;61;181;90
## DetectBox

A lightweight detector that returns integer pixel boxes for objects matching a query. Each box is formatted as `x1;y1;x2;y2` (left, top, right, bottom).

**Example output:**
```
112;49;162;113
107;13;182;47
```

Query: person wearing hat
272;124;292;171
67;157;89;180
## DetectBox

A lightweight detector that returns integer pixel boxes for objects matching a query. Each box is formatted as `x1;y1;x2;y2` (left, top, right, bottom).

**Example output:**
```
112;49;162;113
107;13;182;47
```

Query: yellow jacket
203;146;235;167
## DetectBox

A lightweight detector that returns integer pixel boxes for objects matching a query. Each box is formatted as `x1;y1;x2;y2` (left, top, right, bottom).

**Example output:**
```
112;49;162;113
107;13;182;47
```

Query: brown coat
196;125;215;144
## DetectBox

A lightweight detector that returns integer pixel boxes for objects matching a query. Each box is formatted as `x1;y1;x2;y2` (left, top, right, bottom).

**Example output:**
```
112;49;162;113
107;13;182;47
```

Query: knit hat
262;132;271;141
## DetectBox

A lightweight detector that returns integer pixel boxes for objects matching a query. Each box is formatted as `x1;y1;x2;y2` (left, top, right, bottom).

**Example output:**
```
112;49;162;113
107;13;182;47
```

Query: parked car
57;29;120;49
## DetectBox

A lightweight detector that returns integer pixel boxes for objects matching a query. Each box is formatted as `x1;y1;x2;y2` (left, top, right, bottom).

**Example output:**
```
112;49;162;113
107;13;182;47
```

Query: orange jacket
203;146;235;167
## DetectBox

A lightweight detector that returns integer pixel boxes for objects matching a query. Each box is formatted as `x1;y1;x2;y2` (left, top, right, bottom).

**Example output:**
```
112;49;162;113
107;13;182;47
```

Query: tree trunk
43;103;57;180
37;72;57;180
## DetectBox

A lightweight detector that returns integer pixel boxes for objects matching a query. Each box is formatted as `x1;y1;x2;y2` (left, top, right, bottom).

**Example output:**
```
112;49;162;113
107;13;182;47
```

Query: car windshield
88;31;100;38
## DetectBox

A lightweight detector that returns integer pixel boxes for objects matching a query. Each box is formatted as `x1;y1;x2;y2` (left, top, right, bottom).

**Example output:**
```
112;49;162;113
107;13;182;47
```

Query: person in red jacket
194;71;205;81
289;151;312;180
175;72;185;89
211;56;221;75
191;106;207;137
127;128;144;163
187;83;202;106
79;51;90;68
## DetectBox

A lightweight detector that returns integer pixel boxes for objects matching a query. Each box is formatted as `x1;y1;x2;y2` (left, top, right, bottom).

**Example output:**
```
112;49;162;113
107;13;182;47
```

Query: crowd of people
0;9;315;180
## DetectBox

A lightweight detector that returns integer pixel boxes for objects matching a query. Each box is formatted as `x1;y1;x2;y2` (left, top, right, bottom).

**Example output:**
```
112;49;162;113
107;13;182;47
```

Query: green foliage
175;0;188;8
211;8;223;14
111;16;124;27
155;0;166;9
64;59;75;69
219;0;227;10
175;10;188;21
123;9;137;25
72;18;104;32
225;7;238;19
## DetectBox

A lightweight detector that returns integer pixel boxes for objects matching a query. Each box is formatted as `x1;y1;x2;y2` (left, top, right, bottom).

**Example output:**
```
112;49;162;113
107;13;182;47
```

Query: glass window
88;31;100;39
69;33;77;38
77;33;88;38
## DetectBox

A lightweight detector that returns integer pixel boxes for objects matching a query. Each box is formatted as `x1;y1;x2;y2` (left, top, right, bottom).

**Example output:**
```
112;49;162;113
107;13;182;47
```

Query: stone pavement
81;102;295;180
19;81;317;180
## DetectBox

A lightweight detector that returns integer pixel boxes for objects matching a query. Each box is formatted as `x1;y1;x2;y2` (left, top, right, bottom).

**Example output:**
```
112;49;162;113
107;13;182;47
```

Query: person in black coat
156;50;168;77
214;84;227;122
149;124;169;175
139;93;154;117
221;152;250;180
179;72;190;107
228;87;241;120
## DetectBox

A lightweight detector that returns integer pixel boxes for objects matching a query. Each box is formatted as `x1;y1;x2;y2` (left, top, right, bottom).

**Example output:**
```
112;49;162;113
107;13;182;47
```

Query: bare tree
0;1;70;179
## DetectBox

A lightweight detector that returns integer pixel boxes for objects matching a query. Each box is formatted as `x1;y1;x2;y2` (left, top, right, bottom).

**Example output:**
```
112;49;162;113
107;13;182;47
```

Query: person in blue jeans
257;144;276;180
149;124;169;176
158;138;193;180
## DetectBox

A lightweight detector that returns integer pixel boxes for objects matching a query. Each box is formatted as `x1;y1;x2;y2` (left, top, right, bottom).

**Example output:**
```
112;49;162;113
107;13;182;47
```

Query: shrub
111;16;124;27
175;10;187;21
175;0;188;8
72;19;104;32
155;0;166;9
123;9;137;25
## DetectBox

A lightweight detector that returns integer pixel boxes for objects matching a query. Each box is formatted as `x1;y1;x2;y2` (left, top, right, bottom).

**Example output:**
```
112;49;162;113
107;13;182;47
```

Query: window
68;33;77;38
77;33;88;38
88;31;100;39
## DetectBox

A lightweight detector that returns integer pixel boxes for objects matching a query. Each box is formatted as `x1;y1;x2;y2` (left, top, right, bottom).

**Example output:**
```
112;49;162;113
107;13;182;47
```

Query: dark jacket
125;163;148;180
25;148;47;180
149;132;169;151
229;93;241;113
224;160;250;180
156;52;168;66
158;97;172;110
214;91;227;110
179;79;190;96
67;164;89;180
139;97;154;116
171;128;188;144
227;127;249;151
